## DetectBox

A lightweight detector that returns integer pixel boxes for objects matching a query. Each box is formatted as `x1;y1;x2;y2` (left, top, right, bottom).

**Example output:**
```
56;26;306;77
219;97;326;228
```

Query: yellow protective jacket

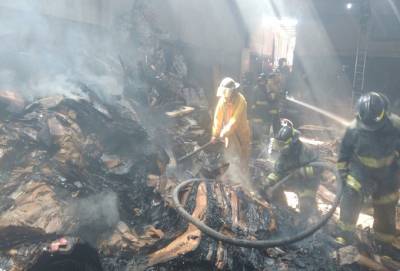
212;93;251;160
212;93;250;138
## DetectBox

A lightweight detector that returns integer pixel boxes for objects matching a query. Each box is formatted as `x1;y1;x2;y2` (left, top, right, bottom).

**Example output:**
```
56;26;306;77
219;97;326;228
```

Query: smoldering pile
0;86;168;270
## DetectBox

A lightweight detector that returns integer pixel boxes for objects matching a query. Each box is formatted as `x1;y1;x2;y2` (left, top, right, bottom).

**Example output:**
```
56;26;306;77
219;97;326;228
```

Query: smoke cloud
0;0;126;101
65;191;120;242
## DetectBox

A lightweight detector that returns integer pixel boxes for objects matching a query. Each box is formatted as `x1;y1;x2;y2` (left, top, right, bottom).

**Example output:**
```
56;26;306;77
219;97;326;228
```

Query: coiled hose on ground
172;161;343;248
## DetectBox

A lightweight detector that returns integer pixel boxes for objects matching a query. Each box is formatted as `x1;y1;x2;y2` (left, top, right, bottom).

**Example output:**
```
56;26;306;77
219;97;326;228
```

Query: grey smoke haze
0;0;127;101
67;191;120;233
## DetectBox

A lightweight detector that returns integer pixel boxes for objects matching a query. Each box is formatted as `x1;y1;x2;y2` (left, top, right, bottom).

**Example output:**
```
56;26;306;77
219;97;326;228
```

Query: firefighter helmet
276;123;300;149
356;92;386;130
217;77;240;98
257;73;268;82
278;58;287;67
280;118;294;128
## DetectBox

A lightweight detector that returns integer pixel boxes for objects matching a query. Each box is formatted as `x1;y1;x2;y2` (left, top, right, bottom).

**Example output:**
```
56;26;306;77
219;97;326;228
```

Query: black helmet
241;73;252;85
276;124;300;149
278;58;287;66
356;92;386;130
257;73;267;83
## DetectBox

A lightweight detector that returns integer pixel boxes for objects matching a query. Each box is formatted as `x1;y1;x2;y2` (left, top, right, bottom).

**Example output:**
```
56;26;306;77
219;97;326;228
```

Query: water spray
286;96;351;127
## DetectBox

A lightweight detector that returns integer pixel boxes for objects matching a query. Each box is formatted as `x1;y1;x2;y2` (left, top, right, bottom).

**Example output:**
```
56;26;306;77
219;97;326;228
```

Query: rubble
333;245;391;271
0;87;172;270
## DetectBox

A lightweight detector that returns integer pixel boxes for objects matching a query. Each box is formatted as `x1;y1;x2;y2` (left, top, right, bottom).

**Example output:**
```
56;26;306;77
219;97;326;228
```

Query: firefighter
240;72;254;100
212;77;251;181
263;122;320;218
251;73;270;141
250;73;283;141
266;72;284;136
276;58;291;77
337;92;400;257
276;58;291;94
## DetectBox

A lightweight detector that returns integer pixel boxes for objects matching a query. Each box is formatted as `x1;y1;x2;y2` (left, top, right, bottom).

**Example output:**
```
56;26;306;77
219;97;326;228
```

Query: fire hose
172;161;343;248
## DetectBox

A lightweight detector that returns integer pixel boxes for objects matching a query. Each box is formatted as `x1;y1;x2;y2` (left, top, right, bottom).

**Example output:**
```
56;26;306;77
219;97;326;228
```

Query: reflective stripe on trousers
346;175;362;192
303;166;314;178
337;162;347;170
298;189;315;198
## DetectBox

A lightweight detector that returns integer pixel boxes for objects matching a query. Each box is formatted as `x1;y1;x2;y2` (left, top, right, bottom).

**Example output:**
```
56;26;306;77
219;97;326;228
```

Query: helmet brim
357;116;385;131
216;83;240;97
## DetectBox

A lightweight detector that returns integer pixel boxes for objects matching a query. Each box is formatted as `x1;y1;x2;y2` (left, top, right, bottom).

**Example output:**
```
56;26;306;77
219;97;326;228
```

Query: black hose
267;162;313;198
172;162;343;248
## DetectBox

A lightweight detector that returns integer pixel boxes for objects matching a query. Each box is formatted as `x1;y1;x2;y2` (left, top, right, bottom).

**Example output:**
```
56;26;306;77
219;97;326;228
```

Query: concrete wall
291;0;400;116
297;14;400;58
151;0;247;98
295;0;400;58
152;0;245;52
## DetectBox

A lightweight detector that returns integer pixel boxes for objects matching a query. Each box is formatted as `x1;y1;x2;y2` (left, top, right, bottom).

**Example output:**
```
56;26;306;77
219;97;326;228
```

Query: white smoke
67;192;120;230
0;0;126;101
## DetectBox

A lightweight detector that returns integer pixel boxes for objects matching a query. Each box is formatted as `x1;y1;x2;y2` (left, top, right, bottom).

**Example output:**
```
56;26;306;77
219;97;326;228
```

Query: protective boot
335;186;363;246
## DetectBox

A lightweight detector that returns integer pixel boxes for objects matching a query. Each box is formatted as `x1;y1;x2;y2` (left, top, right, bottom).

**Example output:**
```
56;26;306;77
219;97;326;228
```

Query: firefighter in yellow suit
211;77;251;182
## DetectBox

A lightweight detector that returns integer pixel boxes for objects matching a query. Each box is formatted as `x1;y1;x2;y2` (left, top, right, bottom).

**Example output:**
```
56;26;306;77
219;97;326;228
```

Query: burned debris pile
0;88;170;270
0;86;343;270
